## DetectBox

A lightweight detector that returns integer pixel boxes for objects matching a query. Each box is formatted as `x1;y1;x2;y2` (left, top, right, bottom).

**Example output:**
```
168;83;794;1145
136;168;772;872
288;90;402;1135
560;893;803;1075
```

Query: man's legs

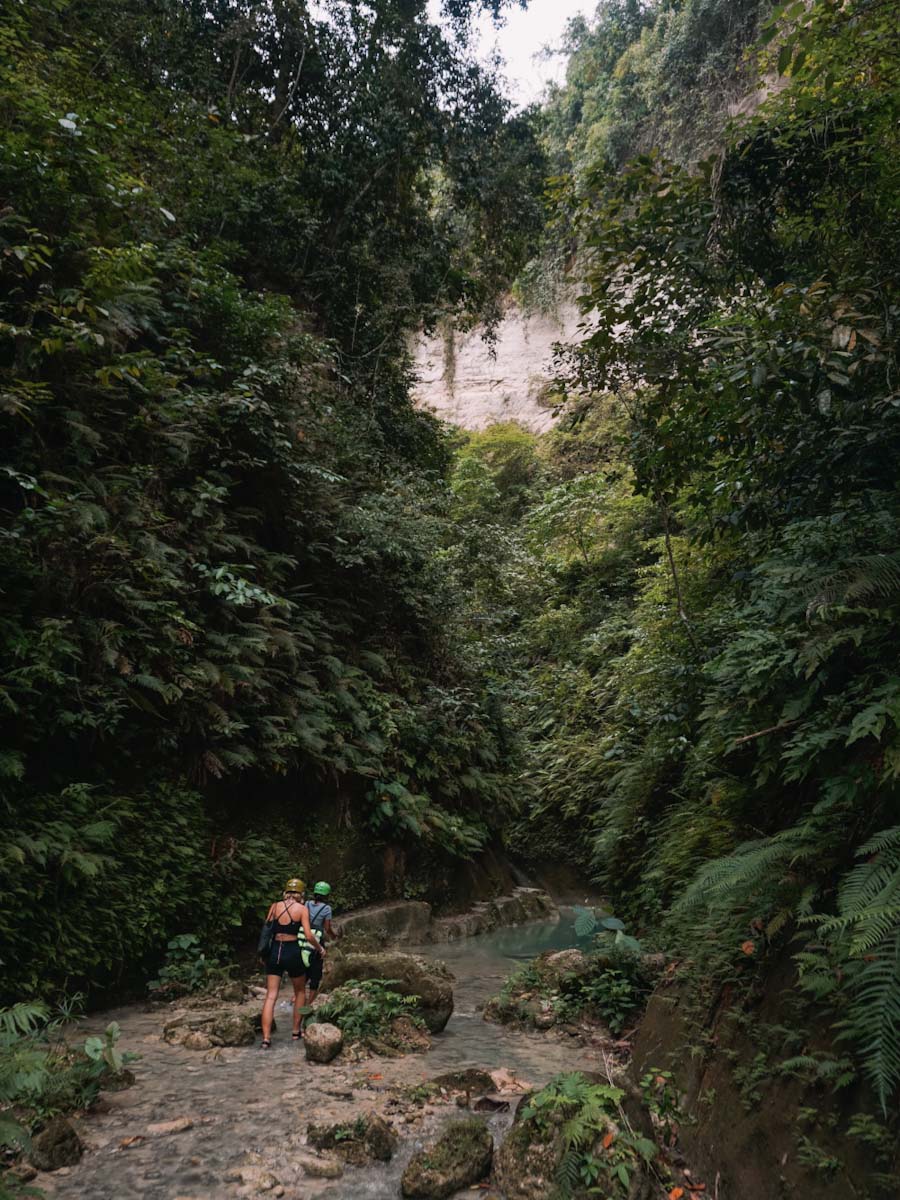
291;975;306;1036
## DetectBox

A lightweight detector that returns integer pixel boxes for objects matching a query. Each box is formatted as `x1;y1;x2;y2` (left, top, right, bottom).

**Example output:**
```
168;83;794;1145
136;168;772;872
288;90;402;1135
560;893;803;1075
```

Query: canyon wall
411;303;581;432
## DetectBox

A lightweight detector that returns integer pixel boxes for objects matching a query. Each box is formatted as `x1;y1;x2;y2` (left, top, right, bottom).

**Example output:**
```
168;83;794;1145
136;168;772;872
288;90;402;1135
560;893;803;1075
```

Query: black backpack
257;900;290;960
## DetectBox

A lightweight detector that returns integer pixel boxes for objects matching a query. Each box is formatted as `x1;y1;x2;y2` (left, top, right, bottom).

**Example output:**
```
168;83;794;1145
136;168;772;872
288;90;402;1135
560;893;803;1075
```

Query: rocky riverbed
34;914;610;1200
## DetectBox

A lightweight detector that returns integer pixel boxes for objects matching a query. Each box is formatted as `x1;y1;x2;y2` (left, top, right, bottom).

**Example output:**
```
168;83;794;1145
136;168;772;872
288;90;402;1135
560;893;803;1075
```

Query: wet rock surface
338;901;433;947
401;1117;493;1198
163;1005;256;1048
35;914;599;1200
308;1111;398;1165
335;888;558;949
494;1112;563;1200
429;888;557;943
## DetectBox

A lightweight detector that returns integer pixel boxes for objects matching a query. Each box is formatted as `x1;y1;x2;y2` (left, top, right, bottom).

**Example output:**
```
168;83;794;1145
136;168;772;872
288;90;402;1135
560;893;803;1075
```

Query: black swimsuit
265;902;306;979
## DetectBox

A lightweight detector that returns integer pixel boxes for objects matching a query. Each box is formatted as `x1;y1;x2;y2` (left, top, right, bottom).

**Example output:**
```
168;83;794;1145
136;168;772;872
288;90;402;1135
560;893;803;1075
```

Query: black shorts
305;948;324;990
265;940;306;979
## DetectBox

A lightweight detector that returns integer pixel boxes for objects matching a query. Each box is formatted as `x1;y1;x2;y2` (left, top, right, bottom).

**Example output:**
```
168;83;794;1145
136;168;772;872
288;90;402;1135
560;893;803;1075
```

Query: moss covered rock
401;1117;493;1199
307;1112;397;1165
494;1113;562;1200
324;951;454;1032
29;1117;84;1171
430;1067;496;1094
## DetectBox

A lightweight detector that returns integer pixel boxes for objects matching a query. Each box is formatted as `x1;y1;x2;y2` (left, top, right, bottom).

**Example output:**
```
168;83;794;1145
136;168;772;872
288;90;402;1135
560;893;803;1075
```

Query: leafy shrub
0;783;285;1002
147;935;232;999
557;965;649;1036
306;979;424;1041
0;1001;132;1153
520;1072;657;1198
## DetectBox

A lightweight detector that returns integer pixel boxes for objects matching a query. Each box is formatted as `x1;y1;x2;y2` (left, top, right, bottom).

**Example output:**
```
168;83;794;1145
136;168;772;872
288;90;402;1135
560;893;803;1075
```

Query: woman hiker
259;878;325;1048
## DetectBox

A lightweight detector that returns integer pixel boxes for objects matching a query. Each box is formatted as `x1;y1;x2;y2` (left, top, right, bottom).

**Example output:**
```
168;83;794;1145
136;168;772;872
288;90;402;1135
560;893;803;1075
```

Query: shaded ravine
39;914;598;1200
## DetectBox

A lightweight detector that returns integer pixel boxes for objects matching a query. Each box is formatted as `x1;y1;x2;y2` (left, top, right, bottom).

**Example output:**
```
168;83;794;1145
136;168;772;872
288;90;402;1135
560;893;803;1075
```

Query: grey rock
324;951;453;1033
540;949;591;984
363;1113;397;1162
307;1112;398;1166
296;1153;344;1179
304;1022;343;1063
208;1010;255;1047
337;901;433;946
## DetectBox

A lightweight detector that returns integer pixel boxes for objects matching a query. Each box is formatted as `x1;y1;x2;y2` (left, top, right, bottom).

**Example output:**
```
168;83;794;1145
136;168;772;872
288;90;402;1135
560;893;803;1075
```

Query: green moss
419;1118;490;1173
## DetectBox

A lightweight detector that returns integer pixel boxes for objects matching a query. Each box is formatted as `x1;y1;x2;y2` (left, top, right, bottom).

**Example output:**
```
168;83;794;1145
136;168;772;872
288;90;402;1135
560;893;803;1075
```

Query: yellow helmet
284;878;305;893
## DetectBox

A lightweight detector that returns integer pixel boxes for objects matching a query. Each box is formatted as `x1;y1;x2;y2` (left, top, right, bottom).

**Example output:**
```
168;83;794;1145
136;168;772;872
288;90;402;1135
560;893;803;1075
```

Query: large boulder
308;1112;397;1166
163;1005;255;1048
304;1022;343;1063
494;1113;562;1200
401;1118;493;1199
539;949;591;985
208;1009;256;1046
324;951;454;1033
495;1079;653;1200
29;1117;84;1171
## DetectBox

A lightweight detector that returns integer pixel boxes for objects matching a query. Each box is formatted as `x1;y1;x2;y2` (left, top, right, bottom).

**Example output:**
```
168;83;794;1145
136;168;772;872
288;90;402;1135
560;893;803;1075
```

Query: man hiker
301;880;339;1024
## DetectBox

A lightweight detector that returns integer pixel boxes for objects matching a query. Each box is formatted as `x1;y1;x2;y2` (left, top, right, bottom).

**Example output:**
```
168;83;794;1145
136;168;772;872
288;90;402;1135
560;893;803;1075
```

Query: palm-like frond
807;552;900;617
806;828;900;1110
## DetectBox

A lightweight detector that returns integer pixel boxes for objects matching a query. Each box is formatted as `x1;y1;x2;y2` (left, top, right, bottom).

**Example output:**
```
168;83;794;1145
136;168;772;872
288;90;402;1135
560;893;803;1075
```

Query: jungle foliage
0;0;546;1001
485;0;900;1119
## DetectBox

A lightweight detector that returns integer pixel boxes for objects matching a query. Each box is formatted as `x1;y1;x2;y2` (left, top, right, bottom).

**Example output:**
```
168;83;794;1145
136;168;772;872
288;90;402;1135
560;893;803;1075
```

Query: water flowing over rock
335;887;558;949
338;900;433;947
307;1111;398;1165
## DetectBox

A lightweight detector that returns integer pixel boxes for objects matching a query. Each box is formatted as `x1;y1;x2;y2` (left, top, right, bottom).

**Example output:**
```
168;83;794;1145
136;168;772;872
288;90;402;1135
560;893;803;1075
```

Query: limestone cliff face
411;303;581;432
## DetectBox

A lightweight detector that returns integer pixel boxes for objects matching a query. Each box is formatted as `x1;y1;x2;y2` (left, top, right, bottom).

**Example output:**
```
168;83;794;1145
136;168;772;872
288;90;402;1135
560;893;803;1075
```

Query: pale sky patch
429;0;595;108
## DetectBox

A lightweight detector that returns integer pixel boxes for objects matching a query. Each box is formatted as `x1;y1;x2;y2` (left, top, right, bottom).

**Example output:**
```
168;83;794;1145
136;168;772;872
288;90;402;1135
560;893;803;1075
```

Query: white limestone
412;303;583;432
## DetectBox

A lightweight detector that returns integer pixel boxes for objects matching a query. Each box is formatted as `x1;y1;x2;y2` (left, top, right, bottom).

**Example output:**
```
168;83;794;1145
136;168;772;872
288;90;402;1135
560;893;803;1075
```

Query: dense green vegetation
0;1002;129;1153
454;0;900;1128
0;0;545;1001
2;0;900;1175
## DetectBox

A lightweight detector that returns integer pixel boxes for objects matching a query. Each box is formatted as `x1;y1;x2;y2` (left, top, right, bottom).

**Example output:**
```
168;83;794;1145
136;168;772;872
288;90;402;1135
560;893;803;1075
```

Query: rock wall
629;969;898;1199
335;887;558;948
411;304;581;432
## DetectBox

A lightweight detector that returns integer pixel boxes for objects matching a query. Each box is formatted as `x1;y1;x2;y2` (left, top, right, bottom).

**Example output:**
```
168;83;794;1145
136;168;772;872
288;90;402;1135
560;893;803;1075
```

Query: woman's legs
291;975;306;1036
261;972;281;1042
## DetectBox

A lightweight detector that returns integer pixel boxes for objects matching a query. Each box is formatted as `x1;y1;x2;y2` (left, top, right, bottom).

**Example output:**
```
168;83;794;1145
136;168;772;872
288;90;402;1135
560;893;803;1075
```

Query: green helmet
313;881;331;897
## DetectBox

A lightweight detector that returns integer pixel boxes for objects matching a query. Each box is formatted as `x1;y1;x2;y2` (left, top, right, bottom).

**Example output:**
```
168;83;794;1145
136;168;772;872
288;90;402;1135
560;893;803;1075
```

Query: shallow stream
41;912;599;1200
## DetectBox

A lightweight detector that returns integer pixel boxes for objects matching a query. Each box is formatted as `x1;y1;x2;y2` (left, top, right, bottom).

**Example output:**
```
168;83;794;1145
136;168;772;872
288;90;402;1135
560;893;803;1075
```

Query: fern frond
556;1148;581;1194
837;930;900;1113
807;553;900;617
676;824;815;914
